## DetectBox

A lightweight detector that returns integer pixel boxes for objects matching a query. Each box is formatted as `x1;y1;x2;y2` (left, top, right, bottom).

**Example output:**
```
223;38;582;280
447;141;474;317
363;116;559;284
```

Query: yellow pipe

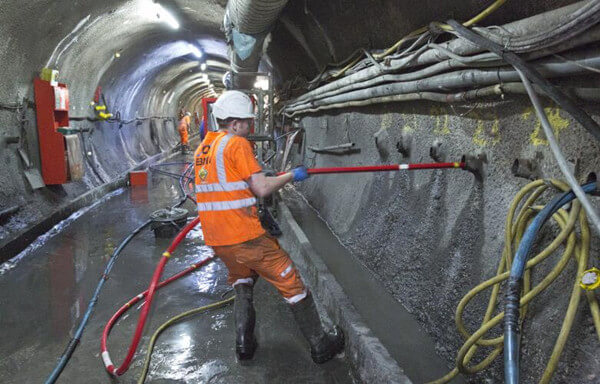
137;296;235;384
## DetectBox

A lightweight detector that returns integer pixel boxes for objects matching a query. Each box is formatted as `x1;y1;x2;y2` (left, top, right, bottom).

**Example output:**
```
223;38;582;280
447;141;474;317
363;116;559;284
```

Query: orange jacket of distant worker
178;115;190;145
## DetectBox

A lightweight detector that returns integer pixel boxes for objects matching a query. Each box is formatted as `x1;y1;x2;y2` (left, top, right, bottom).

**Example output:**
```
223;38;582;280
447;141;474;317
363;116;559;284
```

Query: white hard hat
212;90;254;120
185;112;192;116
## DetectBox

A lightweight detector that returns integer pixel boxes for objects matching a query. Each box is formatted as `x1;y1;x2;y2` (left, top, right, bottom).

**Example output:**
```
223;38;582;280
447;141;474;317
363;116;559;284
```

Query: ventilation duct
224;0;288;88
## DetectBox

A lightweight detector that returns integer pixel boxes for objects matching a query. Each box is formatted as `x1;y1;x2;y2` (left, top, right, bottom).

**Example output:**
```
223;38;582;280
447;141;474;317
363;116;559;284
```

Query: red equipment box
33;78;71;185
129;171;148;186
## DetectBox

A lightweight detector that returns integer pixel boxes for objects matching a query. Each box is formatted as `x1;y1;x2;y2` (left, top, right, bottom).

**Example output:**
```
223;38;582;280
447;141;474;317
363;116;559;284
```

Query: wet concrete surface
283;190;466;384
0;155;356;384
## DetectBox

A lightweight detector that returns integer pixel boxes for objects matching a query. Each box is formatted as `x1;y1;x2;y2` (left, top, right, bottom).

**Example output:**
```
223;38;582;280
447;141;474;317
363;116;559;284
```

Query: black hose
44;219;152;384
446;19;600;143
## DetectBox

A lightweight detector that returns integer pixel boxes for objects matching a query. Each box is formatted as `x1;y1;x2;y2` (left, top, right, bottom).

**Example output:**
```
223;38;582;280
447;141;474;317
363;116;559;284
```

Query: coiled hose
428;179;600;384
504;181;598;384
102;217;201;376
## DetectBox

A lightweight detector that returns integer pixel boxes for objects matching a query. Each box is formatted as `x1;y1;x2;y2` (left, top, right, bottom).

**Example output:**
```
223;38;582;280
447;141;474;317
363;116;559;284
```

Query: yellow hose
332;0;506;79
428;179;600;384
137;295;235;384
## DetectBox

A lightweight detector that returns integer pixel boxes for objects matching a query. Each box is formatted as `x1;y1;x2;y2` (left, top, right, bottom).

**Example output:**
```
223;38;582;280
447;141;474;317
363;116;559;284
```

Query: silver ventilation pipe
224;0;288;89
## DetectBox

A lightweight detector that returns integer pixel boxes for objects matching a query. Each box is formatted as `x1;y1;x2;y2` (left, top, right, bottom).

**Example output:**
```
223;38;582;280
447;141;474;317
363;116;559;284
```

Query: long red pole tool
278;161;466;176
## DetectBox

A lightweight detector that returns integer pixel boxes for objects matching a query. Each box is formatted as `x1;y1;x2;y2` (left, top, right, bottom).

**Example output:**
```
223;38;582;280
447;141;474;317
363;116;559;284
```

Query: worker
178;111;191;153
194;90;344;363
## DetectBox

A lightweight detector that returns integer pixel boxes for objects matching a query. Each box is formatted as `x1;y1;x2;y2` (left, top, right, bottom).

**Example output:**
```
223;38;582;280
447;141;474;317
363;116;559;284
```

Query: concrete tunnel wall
0;0;227;253
265;1;600;383
1;0;600;382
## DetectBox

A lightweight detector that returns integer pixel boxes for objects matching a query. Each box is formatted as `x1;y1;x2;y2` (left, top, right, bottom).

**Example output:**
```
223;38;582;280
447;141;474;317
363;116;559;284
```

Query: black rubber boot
290;292;345;364
234;284;257;361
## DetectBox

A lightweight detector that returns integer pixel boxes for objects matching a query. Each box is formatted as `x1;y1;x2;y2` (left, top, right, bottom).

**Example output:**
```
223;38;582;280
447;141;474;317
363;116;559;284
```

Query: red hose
277;162;465;176
101;217;201;376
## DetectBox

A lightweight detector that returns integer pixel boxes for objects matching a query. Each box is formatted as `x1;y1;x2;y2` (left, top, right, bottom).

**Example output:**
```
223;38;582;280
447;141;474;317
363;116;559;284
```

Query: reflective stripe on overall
195;134;257;211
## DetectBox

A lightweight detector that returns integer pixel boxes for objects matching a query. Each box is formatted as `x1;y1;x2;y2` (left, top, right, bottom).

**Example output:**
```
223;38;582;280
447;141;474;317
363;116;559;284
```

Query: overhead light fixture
254;77;269;91
200;63;207;71
188;44;203;58
142;0;180;30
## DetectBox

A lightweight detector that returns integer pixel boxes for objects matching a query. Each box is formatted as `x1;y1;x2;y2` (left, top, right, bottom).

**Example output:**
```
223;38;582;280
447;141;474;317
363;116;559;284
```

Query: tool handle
277;162;465;176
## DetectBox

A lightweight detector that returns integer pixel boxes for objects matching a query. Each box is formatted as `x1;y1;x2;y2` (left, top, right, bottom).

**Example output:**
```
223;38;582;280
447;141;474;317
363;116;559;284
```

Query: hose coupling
461;152;487;180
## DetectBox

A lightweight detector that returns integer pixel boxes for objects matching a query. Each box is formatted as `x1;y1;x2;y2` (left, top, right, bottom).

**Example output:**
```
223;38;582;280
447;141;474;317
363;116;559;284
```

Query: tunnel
1;0;600;383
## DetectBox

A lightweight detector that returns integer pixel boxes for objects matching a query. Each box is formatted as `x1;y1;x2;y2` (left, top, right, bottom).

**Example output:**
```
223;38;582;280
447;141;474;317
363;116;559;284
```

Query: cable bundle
430;179;600;384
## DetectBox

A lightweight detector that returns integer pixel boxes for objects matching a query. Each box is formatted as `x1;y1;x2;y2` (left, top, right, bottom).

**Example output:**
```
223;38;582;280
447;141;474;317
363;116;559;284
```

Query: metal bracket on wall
396;130;412;157
511;157;541;180
308;142;358;155
429;140;445;162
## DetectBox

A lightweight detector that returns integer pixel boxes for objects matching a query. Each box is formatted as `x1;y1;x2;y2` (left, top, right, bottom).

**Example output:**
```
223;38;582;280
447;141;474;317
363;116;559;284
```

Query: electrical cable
136;295;235;384
428;179;600;384
320;0;506;82
44;219;152;384
470;1;600;53
289;2;600;111
284;51;600;116
516;68;600;236
102;217;202;376
446;19;600;143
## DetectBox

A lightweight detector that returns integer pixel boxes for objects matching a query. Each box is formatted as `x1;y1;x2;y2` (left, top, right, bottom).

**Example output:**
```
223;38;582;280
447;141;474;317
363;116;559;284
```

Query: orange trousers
212;234;307;303
179;129;189;145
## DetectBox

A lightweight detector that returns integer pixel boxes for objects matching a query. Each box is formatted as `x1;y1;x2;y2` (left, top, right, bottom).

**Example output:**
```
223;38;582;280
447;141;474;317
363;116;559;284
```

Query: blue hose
504;181;597;384
44;219;152;384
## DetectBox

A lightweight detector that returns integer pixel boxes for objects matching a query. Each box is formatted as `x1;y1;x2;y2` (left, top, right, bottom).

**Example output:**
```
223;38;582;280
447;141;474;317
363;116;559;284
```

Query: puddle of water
0;188;125;275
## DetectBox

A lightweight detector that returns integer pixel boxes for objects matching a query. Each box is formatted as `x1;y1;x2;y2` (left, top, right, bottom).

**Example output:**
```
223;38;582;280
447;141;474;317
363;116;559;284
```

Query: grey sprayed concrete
0;0;226;256
286;97;600;383
279;191;465;384
0;157;356;384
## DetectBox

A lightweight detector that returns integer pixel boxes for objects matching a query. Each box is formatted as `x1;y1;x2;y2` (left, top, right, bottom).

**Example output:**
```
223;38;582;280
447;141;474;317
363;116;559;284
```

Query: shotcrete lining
0;0;228;251
290;98;600;383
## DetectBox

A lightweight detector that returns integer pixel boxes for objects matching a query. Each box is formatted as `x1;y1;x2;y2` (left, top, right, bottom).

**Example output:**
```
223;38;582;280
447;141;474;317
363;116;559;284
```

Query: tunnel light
142;0;180;30
254;78;269;91
188;44;203;58
200;62;207;71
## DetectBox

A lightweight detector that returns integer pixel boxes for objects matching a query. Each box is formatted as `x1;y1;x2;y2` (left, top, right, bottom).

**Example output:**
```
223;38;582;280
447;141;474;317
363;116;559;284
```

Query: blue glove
291;166;309;182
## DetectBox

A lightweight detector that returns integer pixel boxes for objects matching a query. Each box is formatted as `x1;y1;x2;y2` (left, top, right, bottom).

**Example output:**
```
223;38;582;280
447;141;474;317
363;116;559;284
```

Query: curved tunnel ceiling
23;0;230;120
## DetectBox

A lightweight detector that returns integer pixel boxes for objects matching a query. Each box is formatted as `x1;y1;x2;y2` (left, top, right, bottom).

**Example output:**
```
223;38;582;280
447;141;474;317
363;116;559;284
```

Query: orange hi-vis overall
194;132;306;303
178;116;190;145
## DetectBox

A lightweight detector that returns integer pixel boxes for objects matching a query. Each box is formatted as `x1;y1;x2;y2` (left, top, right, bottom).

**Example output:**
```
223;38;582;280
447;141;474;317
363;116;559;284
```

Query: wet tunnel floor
0;155;356;384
